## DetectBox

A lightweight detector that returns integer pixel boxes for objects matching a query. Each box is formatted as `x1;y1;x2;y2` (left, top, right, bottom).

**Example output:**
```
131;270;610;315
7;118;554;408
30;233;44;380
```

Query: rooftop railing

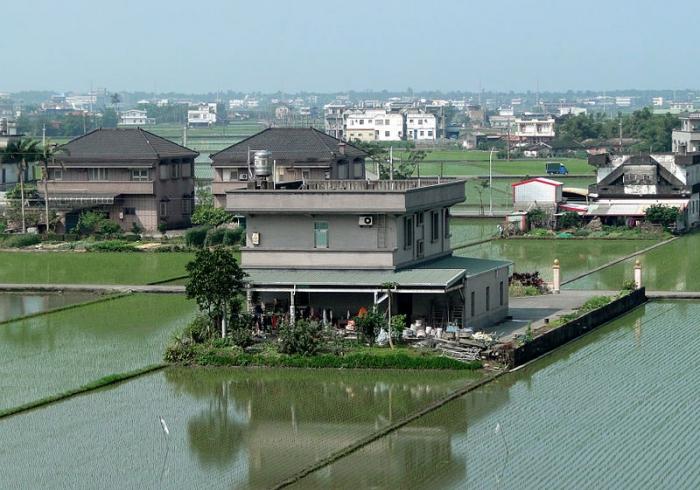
302;178;455;191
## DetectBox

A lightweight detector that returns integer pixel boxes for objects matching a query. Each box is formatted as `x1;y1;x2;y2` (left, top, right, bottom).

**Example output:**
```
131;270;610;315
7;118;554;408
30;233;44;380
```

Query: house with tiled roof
45;128;198;232
210;127;367;207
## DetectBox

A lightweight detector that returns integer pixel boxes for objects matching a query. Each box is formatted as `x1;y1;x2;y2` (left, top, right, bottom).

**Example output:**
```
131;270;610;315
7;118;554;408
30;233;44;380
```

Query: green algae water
0;291;98;322
0;293;195;413
449;218;501;247
460;238;657;282
0;368;480;489
294;301;700;489
0;251;193;284
567;233;700;291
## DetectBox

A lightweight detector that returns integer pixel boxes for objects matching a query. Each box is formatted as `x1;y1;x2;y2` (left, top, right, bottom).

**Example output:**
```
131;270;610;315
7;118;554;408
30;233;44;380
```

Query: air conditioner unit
238;172;249;181
359;216;374;227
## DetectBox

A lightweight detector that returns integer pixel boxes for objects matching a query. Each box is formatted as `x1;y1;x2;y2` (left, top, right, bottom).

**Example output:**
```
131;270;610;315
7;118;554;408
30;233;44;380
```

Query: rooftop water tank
253;150;272;177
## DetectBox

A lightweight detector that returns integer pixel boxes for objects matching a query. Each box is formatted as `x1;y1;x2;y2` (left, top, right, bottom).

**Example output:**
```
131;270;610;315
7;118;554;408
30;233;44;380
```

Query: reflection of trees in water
163;367;476;482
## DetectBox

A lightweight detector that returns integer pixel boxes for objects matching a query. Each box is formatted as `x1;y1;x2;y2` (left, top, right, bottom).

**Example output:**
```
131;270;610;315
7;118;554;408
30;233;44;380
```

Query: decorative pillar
634;259;642;289
290;289;296;325
245;285;253;313
552;258;561;294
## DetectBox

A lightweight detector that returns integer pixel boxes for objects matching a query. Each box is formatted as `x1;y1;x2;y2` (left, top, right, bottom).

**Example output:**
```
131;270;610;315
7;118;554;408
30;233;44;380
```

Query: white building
324;103;347;139
119;109;155;126
187;103;217;127
615;96;632;107
652;97;664;107
557;106;587;116
511;177;563;209
345;109;404;142
514;115;555;144
405;111;437;141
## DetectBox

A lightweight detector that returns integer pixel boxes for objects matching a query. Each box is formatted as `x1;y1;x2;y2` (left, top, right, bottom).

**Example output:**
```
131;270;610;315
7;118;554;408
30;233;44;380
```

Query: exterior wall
406;113;437;141
464;266;510;329
513;181;561;205
345;110;404;141
153;157;195;229
393;208;452;267
108;195;158;231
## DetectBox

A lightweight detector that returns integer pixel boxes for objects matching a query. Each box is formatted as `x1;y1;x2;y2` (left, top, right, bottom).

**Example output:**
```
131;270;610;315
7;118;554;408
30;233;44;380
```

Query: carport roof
244;255;511;289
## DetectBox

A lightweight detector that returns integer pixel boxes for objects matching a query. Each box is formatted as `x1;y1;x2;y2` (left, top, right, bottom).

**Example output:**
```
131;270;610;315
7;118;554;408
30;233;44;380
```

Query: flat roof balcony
225;178;466;214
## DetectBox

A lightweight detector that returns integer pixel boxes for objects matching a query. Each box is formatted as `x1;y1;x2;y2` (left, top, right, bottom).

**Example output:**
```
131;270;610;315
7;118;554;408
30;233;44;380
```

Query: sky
3;0;697;94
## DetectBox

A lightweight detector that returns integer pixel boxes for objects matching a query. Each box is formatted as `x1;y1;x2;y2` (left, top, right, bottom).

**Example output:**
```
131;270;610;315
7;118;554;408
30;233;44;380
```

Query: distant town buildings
119;109;155;126
513;115;556;144
187;103;217;127
672;113;700;154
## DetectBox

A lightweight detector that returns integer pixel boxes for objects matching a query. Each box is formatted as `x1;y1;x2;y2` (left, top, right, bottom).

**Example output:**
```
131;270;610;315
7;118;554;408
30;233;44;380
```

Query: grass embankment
170;343;482;370
521;226;672;240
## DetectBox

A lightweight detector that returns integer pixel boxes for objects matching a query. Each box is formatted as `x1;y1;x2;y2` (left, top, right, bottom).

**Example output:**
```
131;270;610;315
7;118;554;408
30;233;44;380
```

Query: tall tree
2;139;42;232
185;249;248;338
38;142;68;232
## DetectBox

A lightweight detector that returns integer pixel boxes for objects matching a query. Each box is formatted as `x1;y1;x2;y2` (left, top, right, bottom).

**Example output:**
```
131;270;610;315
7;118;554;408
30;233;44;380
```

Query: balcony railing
46;180;155;195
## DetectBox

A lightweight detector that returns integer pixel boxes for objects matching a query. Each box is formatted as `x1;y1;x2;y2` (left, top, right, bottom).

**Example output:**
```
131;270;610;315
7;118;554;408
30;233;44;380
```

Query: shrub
510;272;545;290
99;220;122;236
86;240;138;252
355;308;386;346
131;222;143;235
205;227;226;246
578;295;612;313
75;210;107;235
621;279;637;291
183;314;215;343
527;207;548;229
558;211;582;230
185;225;211;248
3;234;41;248
645;204;679;229
278;319;323;356
223;227;244;246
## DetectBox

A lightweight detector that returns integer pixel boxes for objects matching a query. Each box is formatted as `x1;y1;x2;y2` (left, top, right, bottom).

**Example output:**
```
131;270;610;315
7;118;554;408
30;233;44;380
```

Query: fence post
552;258;561;294
634;259;642;289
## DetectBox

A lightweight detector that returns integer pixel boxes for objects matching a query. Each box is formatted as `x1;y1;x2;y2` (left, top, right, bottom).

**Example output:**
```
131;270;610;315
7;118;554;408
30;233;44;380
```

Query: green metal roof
244;255;511;289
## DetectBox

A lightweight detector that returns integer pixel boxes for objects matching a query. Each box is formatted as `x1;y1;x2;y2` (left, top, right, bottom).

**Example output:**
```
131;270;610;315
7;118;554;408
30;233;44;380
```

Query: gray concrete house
210;127;367;207
46;128;198;232
229;177;510;330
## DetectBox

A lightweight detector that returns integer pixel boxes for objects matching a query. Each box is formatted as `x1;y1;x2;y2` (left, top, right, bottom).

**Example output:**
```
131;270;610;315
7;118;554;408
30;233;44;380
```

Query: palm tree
1;139;42;233
38;142;68;232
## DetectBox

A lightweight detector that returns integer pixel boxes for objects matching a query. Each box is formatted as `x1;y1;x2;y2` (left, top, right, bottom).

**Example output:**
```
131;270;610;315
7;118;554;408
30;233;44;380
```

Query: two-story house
227;178;510;330
514;114;555;144
587;152;700;229
672;113;700;154
405;111;437;141
210;127;367;207
119;109;155;126
344;109;404;142
46;128;198;232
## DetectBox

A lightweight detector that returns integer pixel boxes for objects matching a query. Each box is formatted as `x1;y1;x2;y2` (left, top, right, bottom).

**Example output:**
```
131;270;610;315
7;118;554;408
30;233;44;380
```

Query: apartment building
345;109;404;142
514;115;556;144
119;109;155;126
405;111;437;141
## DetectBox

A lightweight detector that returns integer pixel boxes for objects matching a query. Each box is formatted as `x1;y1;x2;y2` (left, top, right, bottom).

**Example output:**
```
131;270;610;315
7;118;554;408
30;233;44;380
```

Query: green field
0;251;193;285
0;293;196;413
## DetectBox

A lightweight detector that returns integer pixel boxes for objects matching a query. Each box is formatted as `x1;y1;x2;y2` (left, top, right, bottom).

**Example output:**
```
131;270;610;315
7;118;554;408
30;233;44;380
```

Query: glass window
159;164;168;180
88;168;107;181
385;131;390;137
428;130;433;136
385;119;389;125
470;291;475;317
314;221;329;248
50;168;63;181
123;207;136;215
403;216;413;249
131;169;149;181
499;281;504;306
353;161;363;178
416;239;424;258
486;286;490;311
181;198;192;215
338;161;348;179
171;163;180;179
444;208;450;238
431;211;439;242
181;162;192;178
159;201;168;217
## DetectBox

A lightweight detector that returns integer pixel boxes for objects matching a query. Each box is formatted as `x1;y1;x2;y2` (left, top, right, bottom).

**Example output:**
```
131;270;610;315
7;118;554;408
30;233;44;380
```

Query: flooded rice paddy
460;238;658;282
449;218;501;246
0;368;479;489
0;251;193;284
0;291;98;322
0;293;195;413
567;232;700;291
293;300;700;489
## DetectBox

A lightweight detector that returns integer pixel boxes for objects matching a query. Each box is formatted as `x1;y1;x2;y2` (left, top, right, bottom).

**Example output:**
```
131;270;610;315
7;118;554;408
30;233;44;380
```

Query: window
416;212;424;226
182;198;192;215
131;169;149;181
123;207;136;215
359;119;364;125
159;164;168;180
431;211;439;242
88;168;108;181
420;130;425;136
182;162;192;178
159;201;168;217
314;221;329;248
384;119;389;125
444;208;450;238
302;170;310;181
171;163;180;179
50;168;63;181
428;130;433;137
338;160;349;179
499;281;504;306
376;119;383;125
470;291;475;317
416;239;424;258
385;131;390;137
418;119;423;125
409;119;414;123
486;286;490;311
403;216;413;249
353;160;363;178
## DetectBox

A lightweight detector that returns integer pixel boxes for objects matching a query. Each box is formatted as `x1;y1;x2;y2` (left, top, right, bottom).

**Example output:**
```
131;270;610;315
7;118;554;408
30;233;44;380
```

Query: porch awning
46;193;118;206
244;256;511;293
586;200;687;217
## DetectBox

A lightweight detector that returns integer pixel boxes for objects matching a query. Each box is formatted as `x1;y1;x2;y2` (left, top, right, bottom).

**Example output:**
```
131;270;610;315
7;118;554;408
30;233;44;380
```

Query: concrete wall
465;266;510;329
507;288;647;367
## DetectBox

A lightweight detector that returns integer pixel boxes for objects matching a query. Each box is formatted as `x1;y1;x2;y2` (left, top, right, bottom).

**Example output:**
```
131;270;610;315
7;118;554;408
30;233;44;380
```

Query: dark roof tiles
211;127;366;165
58;128;199;162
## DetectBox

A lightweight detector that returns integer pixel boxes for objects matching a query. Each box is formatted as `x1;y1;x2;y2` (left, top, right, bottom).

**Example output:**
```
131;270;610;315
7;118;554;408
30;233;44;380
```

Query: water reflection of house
231;173;510;329
587;152;700;229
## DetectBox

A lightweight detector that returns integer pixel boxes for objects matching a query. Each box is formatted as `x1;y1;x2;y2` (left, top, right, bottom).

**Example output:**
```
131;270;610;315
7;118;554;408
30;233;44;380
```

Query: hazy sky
3;0;697;93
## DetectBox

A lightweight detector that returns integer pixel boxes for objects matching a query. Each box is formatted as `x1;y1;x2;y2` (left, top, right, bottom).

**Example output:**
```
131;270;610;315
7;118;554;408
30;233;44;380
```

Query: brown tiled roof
58;128;199;163
210;127;366;166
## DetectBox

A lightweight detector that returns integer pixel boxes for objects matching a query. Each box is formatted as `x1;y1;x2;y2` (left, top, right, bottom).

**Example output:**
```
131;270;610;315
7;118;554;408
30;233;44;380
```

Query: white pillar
634;259;642;289
290;289;296;325
552;259;561;294
245;285;253;313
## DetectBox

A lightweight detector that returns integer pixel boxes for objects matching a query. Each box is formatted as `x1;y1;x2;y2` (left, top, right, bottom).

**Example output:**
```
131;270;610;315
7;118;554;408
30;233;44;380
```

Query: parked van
546;162;569;175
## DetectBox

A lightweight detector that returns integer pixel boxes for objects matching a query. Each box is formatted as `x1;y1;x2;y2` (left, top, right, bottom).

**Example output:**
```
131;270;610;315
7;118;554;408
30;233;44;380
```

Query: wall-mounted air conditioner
238;172;249;181
359;216;373;227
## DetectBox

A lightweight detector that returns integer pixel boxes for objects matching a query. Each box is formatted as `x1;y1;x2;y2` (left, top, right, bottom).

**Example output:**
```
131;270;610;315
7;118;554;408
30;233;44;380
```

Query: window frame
159;201;168;217
403;216;413;249
431;211;439;242
131;168;149;182
88;167;108;181
314;221;329;249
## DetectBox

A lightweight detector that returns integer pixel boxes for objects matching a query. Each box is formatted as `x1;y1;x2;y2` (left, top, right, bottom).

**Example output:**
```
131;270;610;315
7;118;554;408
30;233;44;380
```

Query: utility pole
489;147;495;216
619;117;623;152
